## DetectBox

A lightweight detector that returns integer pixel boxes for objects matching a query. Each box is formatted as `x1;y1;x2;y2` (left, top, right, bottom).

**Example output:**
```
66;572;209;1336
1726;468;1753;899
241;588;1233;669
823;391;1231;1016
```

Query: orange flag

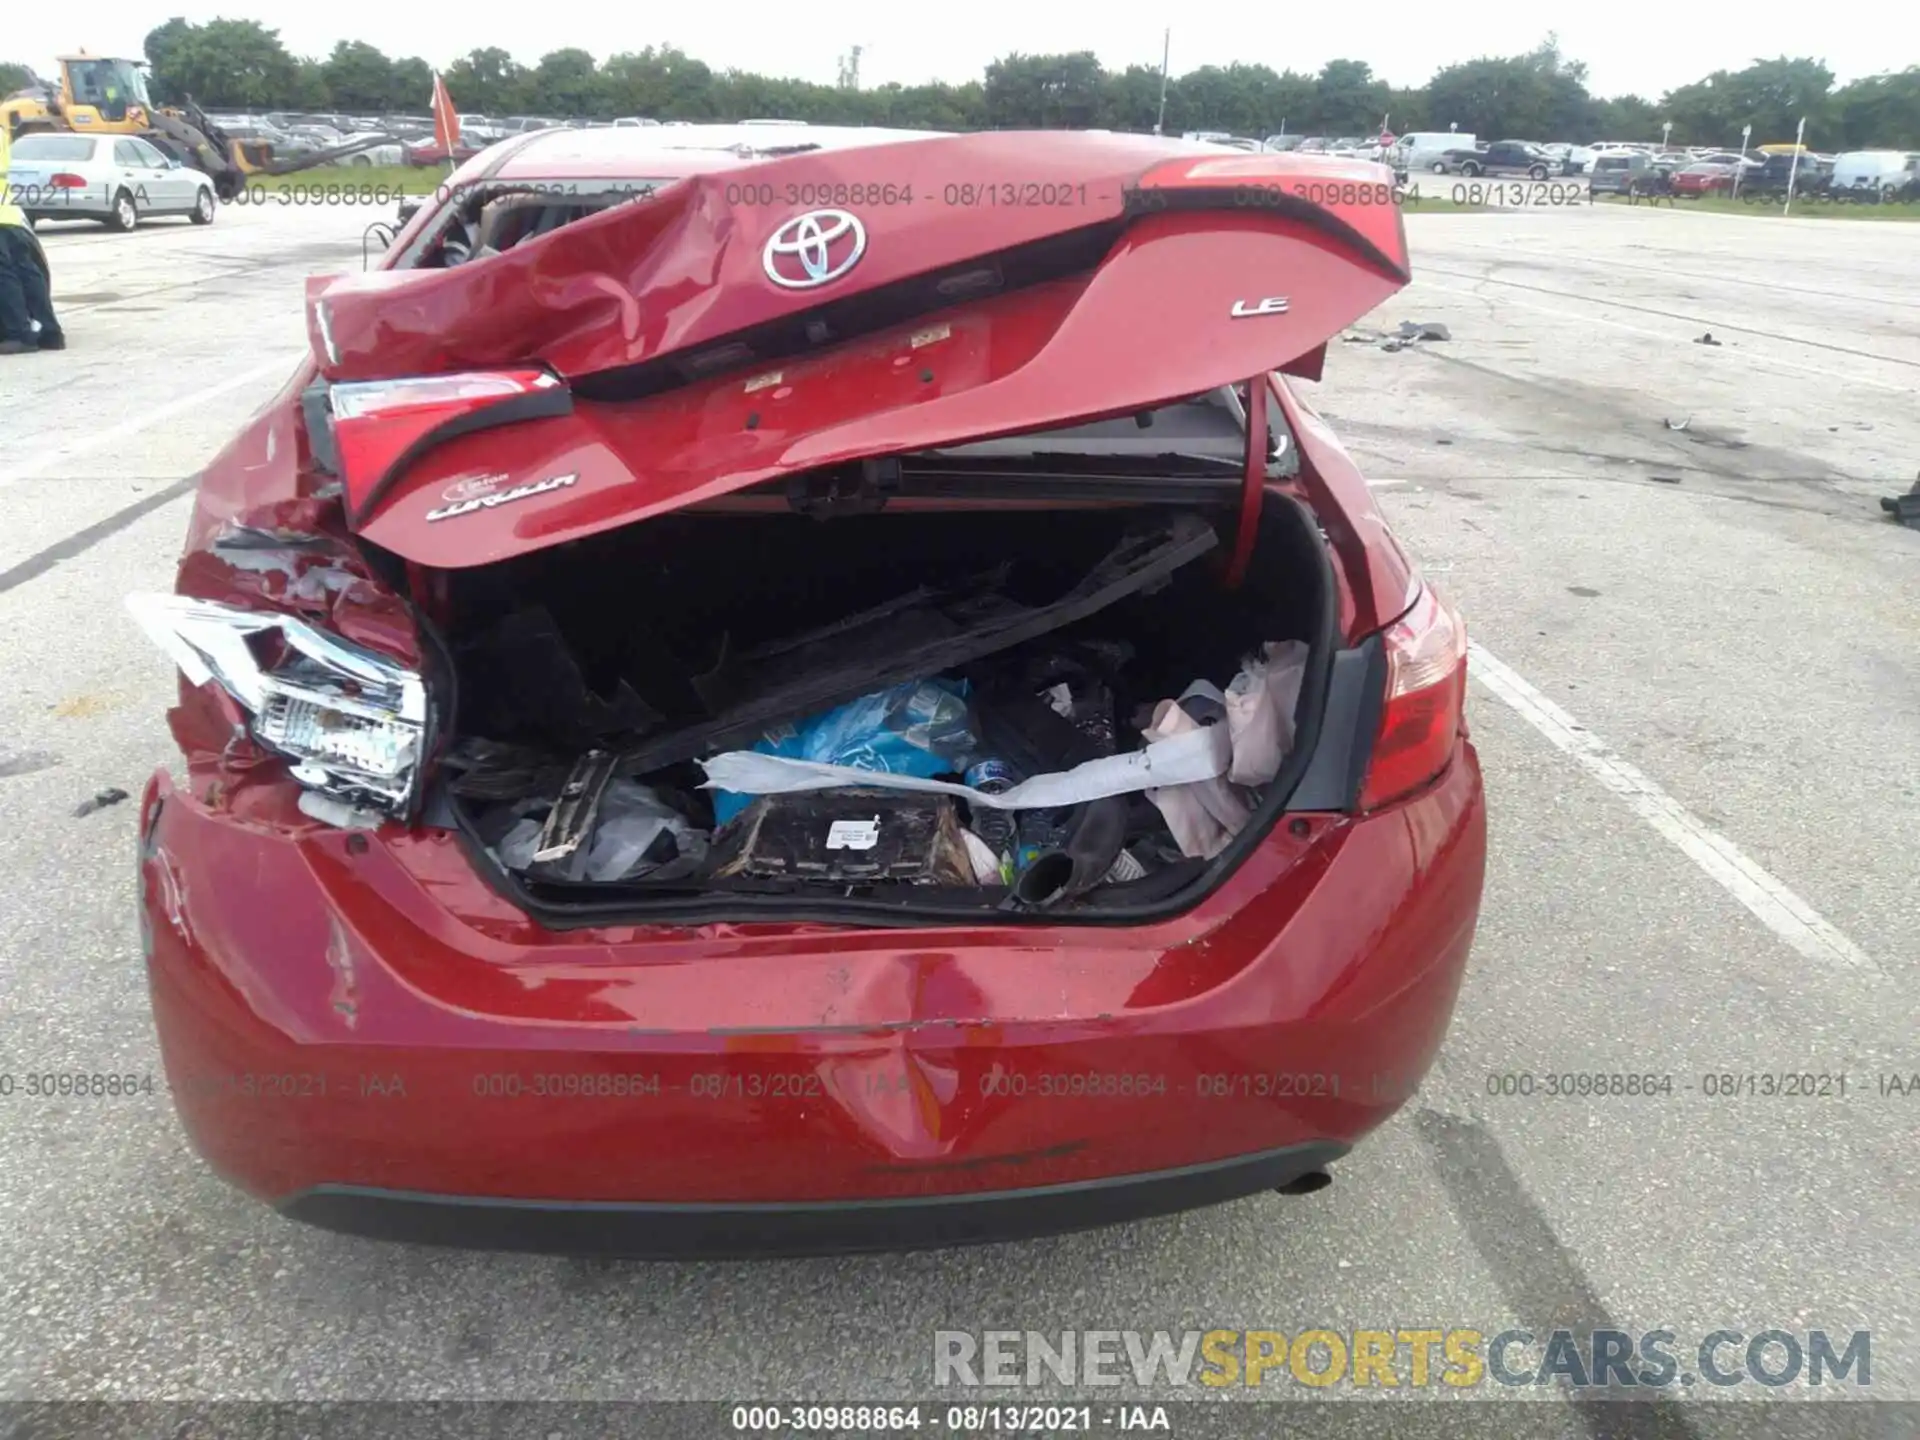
431;73;460;152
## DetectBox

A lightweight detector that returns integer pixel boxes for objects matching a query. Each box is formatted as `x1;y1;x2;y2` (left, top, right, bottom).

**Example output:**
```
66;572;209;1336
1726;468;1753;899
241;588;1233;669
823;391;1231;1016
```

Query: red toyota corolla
127;125;1484;1256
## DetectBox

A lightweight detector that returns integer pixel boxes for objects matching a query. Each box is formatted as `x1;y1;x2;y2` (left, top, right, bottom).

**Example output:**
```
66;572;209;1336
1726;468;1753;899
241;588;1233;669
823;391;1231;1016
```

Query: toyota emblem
440;473;506;504
762;209;867;289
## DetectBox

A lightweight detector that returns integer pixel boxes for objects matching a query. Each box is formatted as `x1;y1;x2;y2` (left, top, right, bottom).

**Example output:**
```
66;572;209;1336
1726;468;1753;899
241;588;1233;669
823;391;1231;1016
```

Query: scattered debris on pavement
1664;417;1691;431
1651;475;1684;485
1347;321;1452;352
74;787;129;817
1882;479;1920;529
1694;332;1722;346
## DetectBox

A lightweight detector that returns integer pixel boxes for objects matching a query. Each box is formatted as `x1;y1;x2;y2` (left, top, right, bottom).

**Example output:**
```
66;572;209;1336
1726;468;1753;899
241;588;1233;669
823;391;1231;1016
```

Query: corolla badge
763;209;867;289
426;473;578;523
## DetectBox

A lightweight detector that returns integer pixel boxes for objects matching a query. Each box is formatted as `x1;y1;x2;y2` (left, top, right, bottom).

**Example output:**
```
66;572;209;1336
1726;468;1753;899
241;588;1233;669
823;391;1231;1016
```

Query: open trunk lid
307;139;1410;569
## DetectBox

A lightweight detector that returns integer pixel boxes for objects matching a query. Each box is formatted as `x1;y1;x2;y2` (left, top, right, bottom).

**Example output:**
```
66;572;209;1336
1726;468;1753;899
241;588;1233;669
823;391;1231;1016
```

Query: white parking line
0;354;301;489
1468;641;1882;978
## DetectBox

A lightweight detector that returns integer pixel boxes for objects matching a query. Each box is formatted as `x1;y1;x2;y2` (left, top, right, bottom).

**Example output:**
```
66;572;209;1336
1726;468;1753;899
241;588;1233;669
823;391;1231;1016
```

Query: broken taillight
1359;582;1468;810
325;369;571;525
125;595;427;818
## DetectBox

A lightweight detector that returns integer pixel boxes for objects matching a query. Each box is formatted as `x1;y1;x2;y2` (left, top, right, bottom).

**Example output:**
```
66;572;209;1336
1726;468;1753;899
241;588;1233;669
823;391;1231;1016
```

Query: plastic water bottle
963;759;1018;882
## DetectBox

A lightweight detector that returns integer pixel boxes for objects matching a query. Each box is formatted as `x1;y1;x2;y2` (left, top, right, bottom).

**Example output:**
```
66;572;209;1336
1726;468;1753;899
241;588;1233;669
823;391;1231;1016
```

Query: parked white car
326;133;407;167
4;132;216;230
1389;132;1479;173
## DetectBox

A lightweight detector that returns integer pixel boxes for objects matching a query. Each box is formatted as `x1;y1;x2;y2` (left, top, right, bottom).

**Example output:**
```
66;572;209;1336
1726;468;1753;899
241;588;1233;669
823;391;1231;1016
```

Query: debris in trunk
700;724;1231;812
709;678;978;828
74;787;129;817
441;738;572;801
1139;700;1253;859
618;514;1216;776
533;750;619;863
1224;642;1309;786
960;829;1004;884
495;779;708;883
1882;481;1920;529
962;759;1019;882
458;607;664;752
709;791;972;885
439;501;1330;914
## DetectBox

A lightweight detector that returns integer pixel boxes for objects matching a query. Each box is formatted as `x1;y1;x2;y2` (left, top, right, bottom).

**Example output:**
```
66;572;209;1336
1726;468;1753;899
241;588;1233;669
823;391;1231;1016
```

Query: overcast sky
13;2;1919;101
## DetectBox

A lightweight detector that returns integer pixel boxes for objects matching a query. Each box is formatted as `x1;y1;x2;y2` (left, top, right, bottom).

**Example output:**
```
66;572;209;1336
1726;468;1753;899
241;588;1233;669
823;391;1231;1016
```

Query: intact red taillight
1359;582;1468;810
326;368;571;526
51;173;88;189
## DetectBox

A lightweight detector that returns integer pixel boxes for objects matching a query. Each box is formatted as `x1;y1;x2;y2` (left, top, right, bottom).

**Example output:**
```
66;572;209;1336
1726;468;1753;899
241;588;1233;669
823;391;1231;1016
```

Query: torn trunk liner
438;494;1334;922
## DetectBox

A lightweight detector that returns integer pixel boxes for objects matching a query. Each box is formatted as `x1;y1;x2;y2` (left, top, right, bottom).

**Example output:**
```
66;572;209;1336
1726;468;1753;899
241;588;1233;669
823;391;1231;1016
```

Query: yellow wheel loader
3;53;404;201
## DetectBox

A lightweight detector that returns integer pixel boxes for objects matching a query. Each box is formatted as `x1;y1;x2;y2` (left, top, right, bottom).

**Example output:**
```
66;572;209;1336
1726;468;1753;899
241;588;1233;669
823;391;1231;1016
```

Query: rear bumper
138;742;1484;1249
280;1140;1348;1258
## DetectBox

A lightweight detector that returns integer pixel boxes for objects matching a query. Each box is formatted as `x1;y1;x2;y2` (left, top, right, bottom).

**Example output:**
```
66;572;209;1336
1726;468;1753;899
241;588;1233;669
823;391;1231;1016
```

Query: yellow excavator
3;53;402;200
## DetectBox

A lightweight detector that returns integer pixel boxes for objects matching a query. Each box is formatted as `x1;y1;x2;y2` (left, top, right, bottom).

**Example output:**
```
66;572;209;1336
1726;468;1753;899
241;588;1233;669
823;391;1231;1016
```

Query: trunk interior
430;491;1336;925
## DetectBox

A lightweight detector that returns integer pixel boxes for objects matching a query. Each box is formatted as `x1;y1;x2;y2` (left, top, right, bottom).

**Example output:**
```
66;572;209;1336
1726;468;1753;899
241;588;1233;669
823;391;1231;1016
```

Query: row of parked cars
1186;130;1920;202
1586;145;1920;201
201;111;667;168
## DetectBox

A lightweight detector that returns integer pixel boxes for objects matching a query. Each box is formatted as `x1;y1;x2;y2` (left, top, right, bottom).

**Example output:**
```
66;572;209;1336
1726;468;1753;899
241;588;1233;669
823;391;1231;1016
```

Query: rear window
10;135;97;161
406;178;677;269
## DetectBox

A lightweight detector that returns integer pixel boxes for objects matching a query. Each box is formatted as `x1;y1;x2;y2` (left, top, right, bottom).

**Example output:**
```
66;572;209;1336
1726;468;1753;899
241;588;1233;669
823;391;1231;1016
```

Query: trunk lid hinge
786;457;902;520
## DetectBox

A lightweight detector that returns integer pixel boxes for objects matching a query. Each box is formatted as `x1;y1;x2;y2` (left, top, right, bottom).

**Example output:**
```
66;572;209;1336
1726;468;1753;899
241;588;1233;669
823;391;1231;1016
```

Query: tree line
3;26;1917;149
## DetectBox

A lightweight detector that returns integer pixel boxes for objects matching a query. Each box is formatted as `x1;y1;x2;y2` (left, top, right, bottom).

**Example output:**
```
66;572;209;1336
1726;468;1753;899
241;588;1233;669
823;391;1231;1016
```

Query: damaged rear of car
130;127;1485;1255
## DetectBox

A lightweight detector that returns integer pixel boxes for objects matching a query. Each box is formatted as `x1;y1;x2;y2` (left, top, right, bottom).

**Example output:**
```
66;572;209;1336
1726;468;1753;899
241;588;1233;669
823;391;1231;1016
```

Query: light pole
1733;122;1751;199
1661;119;1672;150
1783;115;1806;215
1153;29;1170;136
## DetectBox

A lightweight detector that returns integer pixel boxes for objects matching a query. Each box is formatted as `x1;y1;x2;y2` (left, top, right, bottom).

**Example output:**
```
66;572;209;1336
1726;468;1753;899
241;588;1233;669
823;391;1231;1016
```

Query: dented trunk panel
308;137;1407;385
350;208;1408;568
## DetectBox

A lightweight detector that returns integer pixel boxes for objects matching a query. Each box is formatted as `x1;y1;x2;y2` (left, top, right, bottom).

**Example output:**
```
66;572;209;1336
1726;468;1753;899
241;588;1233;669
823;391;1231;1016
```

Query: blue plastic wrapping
710;678;977;826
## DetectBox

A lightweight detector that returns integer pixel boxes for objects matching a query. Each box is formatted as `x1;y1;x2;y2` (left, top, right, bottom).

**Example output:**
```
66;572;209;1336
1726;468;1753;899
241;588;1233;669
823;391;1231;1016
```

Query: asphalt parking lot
0;196;1915;1436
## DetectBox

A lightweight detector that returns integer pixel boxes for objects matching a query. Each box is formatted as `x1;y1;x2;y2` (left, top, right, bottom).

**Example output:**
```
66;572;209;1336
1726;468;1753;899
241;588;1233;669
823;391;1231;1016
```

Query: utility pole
1784;114;1806;215
1153;29;1170;135
837;46;863;90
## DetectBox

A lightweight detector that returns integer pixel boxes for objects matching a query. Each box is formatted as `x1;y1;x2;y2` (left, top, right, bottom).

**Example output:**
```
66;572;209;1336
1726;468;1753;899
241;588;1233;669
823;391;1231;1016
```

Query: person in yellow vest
0;122;66;353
